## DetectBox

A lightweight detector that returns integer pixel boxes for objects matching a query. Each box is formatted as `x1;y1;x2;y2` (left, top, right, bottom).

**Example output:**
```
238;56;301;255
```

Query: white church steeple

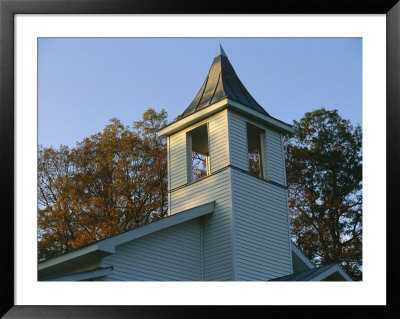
158;45;293;280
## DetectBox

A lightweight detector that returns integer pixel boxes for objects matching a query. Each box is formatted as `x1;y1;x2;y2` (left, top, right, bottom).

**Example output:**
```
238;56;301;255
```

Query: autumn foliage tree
38;108;168;260
285;108;362;280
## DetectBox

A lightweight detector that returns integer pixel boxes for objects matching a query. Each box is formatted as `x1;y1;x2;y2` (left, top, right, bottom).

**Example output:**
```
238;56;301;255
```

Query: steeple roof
182;44;269;118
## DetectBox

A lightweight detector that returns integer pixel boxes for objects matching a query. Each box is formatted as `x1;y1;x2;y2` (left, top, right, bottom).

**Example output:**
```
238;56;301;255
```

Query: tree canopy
285;108;362;280
38;108;168;260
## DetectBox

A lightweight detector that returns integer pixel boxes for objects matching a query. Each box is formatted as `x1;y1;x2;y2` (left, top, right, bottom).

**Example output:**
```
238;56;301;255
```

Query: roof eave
38;243;114;272
311;264;353;281
43;266;114;281
291;242;315;270
158;98;229;137
227;99;293;134
38;201;215;273
158;98;292;138
269;263;353;281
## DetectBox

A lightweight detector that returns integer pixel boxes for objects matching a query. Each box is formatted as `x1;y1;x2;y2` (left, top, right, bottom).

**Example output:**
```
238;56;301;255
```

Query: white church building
38;45;352;282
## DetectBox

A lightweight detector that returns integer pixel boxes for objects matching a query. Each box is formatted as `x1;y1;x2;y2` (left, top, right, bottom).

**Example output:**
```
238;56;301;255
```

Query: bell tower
158;45;293;281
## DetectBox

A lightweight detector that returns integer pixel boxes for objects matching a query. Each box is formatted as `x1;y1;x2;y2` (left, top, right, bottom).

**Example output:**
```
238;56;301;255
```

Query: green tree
285;108;362;280
38;108;168;260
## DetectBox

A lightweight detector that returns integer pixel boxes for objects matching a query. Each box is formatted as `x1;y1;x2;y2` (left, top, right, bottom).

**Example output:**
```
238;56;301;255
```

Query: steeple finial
215;44;227;58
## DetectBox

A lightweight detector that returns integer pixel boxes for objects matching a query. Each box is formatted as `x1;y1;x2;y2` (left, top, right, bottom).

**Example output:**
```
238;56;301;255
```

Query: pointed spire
182;45;269;118
215;44;227;58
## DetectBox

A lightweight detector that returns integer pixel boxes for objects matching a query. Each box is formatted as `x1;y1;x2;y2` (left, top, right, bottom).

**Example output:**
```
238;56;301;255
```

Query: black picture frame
1;0;398;318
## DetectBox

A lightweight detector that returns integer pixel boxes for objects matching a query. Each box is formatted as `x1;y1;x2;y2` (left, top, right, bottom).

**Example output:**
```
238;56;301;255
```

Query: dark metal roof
269;264;337;281
182;44;269;118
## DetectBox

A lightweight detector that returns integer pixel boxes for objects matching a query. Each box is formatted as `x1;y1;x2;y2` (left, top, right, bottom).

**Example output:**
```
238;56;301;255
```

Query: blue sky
38;38;362;148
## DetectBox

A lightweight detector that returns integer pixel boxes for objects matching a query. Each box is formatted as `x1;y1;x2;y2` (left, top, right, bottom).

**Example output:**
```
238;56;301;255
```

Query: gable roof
269;263;353;281
38;201;215;279
291;242;315;272
182;44;269;118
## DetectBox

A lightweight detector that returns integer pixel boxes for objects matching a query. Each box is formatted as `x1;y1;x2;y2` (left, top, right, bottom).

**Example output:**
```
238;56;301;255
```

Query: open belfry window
247;123;266;179
187;124;210;182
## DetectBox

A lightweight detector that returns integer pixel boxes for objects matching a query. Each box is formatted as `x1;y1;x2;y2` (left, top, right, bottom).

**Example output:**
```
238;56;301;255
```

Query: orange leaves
38;109;169;261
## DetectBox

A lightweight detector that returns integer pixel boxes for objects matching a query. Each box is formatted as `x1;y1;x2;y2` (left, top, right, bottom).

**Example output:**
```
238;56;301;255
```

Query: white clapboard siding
231;169;292;281
100;219;202;281
170;168;234;281
266;129;286;185
168;110;229;190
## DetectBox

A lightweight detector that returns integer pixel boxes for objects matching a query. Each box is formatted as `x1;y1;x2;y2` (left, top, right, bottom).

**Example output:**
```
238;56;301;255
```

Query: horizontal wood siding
100;219;202;281
170;169;234;281
168;111;229;190
232;169;292;281
266;129;286;185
